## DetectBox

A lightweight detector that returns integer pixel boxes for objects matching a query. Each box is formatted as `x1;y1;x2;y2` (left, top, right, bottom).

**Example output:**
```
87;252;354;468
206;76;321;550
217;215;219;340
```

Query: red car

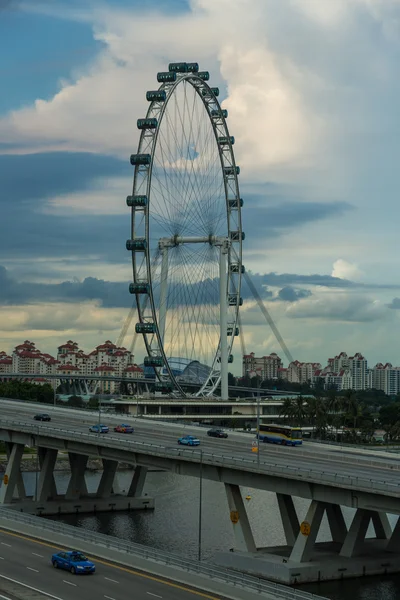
114;424;134;433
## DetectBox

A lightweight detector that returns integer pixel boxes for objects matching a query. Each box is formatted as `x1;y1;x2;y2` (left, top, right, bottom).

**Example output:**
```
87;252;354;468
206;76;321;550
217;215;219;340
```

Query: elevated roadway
0;399;399;513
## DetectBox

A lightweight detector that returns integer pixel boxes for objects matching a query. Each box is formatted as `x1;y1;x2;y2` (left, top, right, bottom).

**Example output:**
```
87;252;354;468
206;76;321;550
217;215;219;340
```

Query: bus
257;424;302;446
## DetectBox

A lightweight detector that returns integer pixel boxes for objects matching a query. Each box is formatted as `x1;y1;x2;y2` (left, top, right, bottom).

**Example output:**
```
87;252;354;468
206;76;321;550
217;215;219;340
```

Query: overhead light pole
198;449;203;561
256;395;260;466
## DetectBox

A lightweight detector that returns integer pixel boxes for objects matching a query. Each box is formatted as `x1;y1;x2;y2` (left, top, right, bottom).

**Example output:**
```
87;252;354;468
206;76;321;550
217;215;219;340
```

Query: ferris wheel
126;62;244;398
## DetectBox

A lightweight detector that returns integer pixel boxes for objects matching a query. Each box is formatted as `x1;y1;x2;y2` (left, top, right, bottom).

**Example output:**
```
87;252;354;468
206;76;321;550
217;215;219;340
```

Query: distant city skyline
1;1;400;366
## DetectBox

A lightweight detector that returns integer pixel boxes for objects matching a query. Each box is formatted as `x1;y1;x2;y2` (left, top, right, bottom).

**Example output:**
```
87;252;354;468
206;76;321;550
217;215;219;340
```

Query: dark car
34;413;51;422
207;428;228;438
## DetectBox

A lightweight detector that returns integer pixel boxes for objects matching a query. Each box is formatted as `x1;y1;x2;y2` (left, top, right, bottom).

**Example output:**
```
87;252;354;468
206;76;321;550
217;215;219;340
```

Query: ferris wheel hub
159;235;229;249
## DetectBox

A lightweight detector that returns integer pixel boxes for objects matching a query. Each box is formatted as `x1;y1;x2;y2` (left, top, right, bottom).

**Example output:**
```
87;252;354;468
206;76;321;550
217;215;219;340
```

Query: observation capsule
230;264;245;274
218;355;234;363
135;322;156;334
197;71;210;81
129;283;149;294
202;87;219;97
169;62;188;73
218;136;235;145
210;109;228;118
230;230;245;242
224;166;240;176
137;118;158;130
126;238;147;251
228;295;243;306
144;356;164;368
228;198;244;208
155;381;174;393
187;62;199;72
146;90;167;102
126;195;148;207
227;326;240;337
130;154;151;166
157;72;177;83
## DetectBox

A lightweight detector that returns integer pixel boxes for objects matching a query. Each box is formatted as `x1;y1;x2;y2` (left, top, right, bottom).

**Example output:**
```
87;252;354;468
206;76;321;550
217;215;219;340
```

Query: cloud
387;298;400;309
286;292;387;322
332;259;364;281
275;286;312;302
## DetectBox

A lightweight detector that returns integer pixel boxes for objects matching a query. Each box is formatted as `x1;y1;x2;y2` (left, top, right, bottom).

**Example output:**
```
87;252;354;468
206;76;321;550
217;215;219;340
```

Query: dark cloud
387;298;400;309
241;189;354;244
275;286;312;302
0;151;131;264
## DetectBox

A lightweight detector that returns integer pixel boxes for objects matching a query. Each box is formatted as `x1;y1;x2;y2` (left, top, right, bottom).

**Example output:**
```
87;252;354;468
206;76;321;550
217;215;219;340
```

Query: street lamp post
34;427;39;502
198;449;203;561
256;395;260;465
98;397;101;437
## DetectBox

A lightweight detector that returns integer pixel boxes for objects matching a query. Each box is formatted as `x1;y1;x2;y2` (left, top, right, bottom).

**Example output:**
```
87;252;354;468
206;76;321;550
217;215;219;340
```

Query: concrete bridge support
215;494;400;585
66;453;88;500
97;459;118;498
0;443;25;503
224;483;256;553
128;466;148;498
37;448;58;501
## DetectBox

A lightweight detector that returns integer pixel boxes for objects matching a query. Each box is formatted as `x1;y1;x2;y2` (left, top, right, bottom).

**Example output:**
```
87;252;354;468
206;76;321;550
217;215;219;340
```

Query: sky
1;0;400;372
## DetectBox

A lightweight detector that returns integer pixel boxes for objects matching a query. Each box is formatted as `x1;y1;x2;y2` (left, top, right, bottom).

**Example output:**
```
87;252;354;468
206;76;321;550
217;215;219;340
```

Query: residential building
242;352;283;380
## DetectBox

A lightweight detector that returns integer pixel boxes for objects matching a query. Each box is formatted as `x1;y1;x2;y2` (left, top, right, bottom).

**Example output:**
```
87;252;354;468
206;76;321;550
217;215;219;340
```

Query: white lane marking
147;594;163;598
0;574;65;600
0;543;11;547
0;557;3;560
63;580;77;587
27;567;39;572
104;596;116;600
32;552;44;557
0;594;14;600
104;577;119;583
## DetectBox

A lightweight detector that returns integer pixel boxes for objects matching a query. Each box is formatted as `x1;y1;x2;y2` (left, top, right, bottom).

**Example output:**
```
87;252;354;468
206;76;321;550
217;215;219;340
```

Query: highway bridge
1;398;400;585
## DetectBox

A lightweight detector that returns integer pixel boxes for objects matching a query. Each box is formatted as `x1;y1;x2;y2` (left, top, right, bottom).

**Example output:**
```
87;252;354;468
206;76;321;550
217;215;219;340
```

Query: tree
67;395;85;408
306;397;328;438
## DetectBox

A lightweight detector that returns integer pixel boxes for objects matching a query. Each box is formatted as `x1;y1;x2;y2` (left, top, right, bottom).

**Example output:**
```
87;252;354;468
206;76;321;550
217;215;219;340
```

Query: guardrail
0;508;327;600
1;417;400;498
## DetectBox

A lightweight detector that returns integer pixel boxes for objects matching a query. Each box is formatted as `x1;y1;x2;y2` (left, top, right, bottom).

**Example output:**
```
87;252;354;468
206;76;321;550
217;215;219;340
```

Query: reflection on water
18;470;400;600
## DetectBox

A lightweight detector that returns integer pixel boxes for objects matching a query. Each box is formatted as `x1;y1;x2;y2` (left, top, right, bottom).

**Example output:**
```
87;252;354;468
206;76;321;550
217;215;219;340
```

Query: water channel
10;470;400;600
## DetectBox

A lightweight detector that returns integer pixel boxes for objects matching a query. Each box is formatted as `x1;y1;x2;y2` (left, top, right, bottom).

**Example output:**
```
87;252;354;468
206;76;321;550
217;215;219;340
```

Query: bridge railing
0;507;326;600
1;418;400;497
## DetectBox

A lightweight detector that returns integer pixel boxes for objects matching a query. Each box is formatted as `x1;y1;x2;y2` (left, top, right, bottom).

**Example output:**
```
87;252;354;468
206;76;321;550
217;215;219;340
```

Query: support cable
242;269;294;365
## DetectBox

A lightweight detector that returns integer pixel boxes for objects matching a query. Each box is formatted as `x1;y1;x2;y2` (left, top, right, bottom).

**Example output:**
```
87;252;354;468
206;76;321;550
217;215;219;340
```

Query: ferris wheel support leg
219;244;229;401
159;246;169;345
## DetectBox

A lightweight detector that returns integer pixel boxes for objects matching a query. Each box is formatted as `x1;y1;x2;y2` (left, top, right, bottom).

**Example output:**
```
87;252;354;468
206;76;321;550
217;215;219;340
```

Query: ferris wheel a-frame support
158;235;230;400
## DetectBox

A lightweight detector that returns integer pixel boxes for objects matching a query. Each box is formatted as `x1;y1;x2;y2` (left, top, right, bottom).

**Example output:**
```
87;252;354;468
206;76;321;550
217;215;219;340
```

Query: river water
14;471;400;600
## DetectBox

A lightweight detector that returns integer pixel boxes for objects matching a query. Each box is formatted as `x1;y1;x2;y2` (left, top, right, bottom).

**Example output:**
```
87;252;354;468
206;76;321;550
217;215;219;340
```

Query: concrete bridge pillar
65;453;88;500
386;516;400;553
0;443;25;503
340;509;372;558
37;448;58;501
128;466;148;498
5;442;26;500
277;493;299;547
290;500;325;563
326;504;348;544
96;459;118;498
224;483;256;553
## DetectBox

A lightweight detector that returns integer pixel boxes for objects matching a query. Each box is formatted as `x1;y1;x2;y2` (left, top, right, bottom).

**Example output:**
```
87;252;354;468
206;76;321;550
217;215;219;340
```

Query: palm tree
279;398;295;425
291;396;307;427
306;397;328;439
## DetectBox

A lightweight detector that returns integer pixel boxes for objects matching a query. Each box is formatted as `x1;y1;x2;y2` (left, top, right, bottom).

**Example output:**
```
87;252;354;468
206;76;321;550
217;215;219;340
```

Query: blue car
89;424;109;433
178;435;200;446
51;550;95;574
